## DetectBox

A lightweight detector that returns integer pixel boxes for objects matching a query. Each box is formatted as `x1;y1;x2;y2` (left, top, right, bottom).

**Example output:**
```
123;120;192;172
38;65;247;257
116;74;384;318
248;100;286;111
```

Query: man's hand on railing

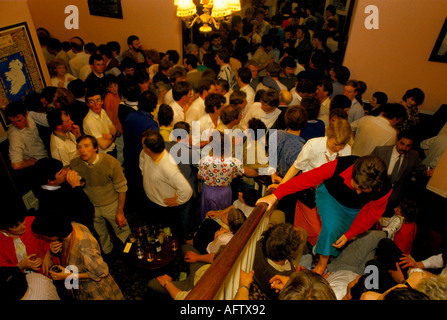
256;193;278;211
234;269;255;300
240;269;254;288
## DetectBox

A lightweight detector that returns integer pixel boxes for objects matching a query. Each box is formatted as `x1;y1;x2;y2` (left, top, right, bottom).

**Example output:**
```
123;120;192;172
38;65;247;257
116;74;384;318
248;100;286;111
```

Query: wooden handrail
185;200;271;300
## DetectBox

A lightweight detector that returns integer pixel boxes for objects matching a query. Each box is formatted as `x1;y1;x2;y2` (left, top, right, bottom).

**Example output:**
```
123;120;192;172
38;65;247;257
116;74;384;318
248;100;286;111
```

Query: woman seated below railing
145;207;246;300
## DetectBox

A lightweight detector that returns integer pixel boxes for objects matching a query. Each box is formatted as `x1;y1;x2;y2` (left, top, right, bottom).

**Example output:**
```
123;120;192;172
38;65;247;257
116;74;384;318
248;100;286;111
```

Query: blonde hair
48;57;67;78
326;118;352;145
416;274;447;300
185;43;199;55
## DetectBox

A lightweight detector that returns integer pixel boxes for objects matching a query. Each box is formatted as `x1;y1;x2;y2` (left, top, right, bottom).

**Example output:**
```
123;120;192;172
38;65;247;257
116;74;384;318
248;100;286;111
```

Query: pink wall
343;0;447;114
26;0;183;58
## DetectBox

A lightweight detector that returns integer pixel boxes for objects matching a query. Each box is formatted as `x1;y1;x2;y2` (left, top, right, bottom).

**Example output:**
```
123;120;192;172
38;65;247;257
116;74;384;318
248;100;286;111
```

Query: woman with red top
257;155;392;274
0;210;50;274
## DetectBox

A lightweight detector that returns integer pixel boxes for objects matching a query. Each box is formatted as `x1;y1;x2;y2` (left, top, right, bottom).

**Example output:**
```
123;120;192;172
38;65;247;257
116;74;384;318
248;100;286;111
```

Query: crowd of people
1;1;447;301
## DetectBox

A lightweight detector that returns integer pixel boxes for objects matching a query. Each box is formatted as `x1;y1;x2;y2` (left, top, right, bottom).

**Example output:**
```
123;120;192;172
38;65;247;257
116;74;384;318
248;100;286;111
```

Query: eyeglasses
88;99;102;105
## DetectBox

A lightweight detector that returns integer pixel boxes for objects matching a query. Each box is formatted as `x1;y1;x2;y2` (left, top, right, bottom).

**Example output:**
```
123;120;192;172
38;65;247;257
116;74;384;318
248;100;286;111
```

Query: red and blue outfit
274;156;392;257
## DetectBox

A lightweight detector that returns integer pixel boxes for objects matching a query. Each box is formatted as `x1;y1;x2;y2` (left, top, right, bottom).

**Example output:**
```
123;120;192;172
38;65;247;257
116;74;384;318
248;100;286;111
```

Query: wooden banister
185;200;272;300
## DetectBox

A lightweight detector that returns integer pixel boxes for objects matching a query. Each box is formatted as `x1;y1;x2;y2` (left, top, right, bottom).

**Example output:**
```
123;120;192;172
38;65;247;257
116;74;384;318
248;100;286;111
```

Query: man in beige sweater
70;135;130;255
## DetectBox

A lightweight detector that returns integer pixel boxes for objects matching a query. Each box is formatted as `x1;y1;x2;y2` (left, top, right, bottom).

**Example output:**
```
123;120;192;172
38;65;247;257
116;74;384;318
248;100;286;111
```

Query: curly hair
261;223;301;262
352;155;387;191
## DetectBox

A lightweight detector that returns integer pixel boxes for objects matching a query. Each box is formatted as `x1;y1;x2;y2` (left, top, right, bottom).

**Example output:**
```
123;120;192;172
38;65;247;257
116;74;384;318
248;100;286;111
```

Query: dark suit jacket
372;145;427;208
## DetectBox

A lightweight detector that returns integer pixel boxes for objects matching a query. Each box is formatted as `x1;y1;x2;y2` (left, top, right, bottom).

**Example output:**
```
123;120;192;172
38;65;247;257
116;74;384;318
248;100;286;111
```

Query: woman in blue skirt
257;155;392;274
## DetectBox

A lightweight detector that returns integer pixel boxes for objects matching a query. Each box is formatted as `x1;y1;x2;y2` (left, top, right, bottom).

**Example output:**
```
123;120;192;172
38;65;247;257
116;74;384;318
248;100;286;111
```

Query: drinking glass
147;251;155;263
171;239;178;252
136;247;144;259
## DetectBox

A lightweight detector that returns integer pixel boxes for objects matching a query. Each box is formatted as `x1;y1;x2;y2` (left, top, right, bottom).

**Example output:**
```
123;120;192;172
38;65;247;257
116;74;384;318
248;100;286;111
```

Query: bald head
279;90;292;105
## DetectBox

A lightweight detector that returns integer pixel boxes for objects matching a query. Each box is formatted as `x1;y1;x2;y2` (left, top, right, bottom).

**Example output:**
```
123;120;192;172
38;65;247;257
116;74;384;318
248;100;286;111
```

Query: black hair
121;77;142;102
402;88;425;105
127;35;139;46
397;198;418;223
373;91;388;106
32;157;63;186
67;79;86;98
157;104;174;127
301;96;321;120
172;81;191;101
381;103;407;121
204;93;226;114
47;108;67;132
89;53;104;65
166;50;180;64
31;215;73;239
138;90;158;113
0;267;28;301
142;129;165;153
237;67;252;84
107;41;121;54
98;44;113;59
242;188;261;207
248;117;267;141
330;95;351;111
4;101;27;118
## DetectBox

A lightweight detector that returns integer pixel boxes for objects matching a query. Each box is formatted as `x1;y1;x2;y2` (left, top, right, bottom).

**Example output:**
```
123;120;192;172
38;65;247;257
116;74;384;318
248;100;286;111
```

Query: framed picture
332;0;351;16
88;0;123;19
0;107;8;132
429;18;447;63
0;22;46;111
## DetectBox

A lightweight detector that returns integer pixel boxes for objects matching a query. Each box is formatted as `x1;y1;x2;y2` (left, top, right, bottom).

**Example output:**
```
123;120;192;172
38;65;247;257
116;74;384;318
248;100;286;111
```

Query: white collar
41;185;61;191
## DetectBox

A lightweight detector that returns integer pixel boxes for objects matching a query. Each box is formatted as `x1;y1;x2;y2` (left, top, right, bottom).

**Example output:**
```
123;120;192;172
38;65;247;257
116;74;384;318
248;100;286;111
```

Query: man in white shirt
351;103;407;157
170;81;192;126
256;62;288;93
68;36;90;79
47;108;81;167
237;67;255;113
316;79;333;126
5;102;48;171
184;54;202;94
344;79;364;123
193;93;225;148
215;47;237;91
185;78;217;125
163;67;188;106
139;129;193;236
82;87;117;156
289;78;316;107
240;89;281;131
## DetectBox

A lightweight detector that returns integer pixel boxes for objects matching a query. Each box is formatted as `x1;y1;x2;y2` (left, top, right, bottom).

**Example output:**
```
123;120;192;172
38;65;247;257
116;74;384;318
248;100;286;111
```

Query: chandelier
174;0;241;33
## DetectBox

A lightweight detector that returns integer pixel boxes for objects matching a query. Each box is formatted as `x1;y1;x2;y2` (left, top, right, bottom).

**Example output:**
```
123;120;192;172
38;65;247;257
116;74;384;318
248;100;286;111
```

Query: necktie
391;154;402;185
